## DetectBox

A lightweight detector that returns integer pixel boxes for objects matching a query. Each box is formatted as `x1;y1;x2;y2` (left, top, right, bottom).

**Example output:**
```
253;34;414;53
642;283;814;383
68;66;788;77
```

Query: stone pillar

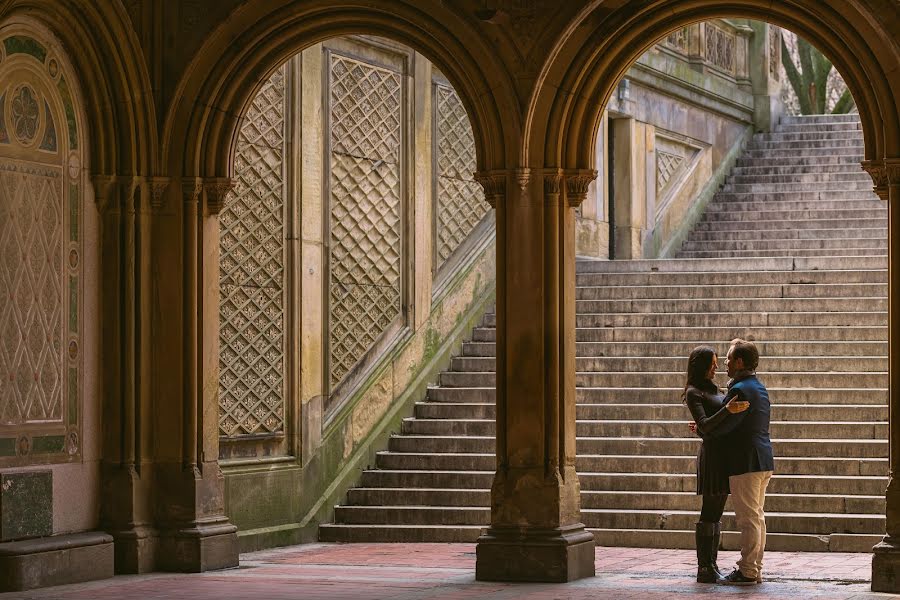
153;177;238;573
94;175;157;574
870;159;900;592
748;21;784;133
611;118;645;259
474;168;596;583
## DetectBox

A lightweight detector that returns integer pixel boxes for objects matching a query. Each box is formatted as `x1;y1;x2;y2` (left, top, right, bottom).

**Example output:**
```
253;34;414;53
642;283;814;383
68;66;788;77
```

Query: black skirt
697;437;730;496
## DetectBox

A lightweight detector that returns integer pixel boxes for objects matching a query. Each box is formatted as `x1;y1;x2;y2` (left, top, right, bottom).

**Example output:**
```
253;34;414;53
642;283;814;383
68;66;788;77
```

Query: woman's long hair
681;345;717;402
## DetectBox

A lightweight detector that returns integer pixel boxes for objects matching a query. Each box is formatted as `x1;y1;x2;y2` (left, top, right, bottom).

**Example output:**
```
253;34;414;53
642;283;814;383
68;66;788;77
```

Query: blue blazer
707;374;775;476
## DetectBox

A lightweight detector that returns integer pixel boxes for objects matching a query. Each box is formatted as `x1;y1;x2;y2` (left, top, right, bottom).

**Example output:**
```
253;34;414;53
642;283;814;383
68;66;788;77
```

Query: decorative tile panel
328;53;403;388
665;27;689;54
434;84;487;269
218;66;286;437
0;162;63;425
705;24;735;73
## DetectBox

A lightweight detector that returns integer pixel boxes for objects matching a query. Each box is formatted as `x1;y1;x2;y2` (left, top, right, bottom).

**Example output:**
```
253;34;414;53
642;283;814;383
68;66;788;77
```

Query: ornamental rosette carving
202;177;235;215
474;171;506;208
564;170;597;208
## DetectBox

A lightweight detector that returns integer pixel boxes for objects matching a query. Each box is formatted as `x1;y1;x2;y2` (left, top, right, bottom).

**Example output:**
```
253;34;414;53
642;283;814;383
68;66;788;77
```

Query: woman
683;345;749;583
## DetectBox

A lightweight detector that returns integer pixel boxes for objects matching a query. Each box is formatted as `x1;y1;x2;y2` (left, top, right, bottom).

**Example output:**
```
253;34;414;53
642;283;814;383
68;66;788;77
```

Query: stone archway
511;0;899;590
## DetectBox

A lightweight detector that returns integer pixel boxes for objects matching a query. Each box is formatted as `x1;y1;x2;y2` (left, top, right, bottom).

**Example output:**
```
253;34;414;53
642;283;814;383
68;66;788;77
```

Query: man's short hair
729;338;759;370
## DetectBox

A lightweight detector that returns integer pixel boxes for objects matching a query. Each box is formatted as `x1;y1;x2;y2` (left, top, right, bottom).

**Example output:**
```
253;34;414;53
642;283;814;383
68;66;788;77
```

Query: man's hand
725;397;750;414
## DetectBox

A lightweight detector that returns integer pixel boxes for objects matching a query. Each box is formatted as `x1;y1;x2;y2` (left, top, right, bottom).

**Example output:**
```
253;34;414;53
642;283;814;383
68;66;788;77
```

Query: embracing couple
682;338;774;586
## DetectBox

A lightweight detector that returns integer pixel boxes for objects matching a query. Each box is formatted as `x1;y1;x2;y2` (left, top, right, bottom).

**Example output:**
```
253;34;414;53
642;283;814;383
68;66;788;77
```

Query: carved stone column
474;168;596;583
154;177;238;572
871;159;900;592
94;175;157;573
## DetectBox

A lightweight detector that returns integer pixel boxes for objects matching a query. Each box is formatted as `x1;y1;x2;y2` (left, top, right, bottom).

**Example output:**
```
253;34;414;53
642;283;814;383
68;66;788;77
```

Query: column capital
861;159;893;201
147;177;171;211
474;171;507;208
181;177;203;204
542;169;563;196
202;177;235;215
564;169;597;208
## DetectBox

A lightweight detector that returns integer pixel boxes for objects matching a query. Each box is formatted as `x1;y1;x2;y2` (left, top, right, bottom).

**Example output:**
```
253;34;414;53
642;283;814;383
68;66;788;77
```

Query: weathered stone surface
0;471;52;542
0;531;113;592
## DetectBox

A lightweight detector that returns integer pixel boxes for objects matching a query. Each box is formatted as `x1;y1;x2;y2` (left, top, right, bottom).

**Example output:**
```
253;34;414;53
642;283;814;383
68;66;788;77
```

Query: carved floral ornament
861;160;900;201
203;177;235;214
474;171;506;207
564;170;597;208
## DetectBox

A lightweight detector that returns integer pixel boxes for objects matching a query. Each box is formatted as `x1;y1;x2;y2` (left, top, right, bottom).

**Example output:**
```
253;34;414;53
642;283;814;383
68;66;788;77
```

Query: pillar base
475;523;595;582
109;525;158;573
157;519;238;572
872;537;900;592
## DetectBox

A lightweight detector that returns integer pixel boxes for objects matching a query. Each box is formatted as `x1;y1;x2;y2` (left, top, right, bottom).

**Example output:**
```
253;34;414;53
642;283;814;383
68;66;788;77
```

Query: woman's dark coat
684;380;732;496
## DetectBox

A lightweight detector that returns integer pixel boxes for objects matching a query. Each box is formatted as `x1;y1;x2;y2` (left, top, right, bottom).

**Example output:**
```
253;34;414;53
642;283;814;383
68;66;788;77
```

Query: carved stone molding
148;177;171;211
886;159;900;187
542;170;563;197
861;160;886;198
514;168;531;193
90;174;118;214
564;170;597;208
202;177;234;215
182;177;203;204
474;171;507;208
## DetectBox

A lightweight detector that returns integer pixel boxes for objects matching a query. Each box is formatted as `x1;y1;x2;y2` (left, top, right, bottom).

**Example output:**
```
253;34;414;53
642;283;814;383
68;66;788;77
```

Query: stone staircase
320;113;888;552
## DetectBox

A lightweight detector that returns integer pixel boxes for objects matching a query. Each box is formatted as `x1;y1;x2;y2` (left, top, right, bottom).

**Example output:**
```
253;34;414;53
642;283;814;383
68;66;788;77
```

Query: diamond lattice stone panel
435;84;487;268
656;150;685;192
218;66;286;437
329;54;402;388
0;165;63;425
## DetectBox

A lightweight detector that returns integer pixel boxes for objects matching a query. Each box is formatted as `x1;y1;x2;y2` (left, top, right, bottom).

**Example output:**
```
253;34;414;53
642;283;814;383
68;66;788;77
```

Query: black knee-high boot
695;521;720;583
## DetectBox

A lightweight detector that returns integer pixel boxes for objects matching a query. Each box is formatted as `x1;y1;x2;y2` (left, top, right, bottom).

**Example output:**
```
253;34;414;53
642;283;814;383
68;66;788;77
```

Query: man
714;338;775;586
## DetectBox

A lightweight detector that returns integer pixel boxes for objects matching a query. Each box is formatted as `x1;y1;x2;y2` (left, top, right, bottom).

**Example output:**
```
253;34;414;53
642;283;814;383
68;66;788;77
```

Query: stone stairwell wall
218;36;496;551
321;113;889;553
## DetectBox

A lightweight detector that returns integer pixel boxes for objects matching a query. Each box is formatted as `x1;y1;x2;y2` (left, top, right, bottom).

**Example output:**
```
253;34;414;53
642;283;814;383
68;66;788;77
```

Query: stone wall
577;19;781;259
217;36;495;550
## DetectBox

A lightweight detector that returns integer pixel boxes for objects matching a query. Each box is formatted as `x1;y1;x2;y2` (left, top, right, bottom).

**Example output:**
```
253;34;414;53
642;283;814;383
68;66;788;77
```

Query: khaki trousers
729;470;773;578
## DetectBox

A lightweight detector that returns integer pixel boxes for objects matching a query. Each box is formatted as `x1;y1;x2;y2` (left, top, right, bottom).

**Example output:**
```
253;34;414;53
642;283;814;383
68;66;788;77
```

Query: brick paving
1;544;894;600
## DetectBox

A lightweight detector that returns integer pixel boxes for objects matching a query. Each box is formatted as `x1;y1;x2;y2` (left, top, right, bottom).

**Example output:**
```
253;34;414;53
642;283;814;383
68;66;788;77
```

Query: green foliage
781;33;856;115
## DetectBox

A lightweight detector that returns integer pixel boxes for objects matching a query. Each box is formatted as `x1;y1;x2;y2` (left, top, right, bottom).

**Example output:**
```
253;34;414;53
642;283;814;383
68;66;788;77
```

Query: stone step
346;488;883;515
576;297;886;314
574;255;887;272
567;325;887;342
574;269;886;286
318;523;880;552
679;248;886;259
723;182;873;194
777;122;862;132
687;226;885;240
351;488;884;516
400;419;888;440
462;340;888;358
414;402;887;422
702;207;884;221
746;139;864;150
329;505;884;536
713;190;876;202
425;386;888;405
731;164;868;176
375;450;888;472
755;131;864;142
450;355;887;374
681;239;886;252
735;155;864;168
573;371;887;388
359;470;887;496
517;311;886;329
692;218;886;231
743;147;864;158
575;282;886;300
780;114;861;124
727;172;871;184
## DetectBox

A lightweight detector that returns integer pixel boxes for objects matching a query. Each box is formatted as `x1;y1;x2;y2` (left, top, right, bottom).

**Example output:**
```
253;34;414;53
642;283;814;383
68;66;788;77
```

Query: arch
163;1;520;180
0;0;156;178
527;0;900;170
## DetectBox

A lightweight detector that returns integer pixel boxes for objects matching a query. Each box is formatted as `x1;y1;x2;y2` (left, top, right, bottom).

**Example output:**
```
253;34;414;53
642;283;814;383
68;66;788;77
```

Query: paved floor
2;543;894;599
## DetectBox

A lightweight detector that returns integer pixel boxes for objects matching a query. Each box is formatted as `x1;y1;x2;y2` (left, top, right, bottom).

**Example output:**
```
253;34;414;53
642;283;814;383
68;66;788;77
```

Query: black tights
700;493;728;523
